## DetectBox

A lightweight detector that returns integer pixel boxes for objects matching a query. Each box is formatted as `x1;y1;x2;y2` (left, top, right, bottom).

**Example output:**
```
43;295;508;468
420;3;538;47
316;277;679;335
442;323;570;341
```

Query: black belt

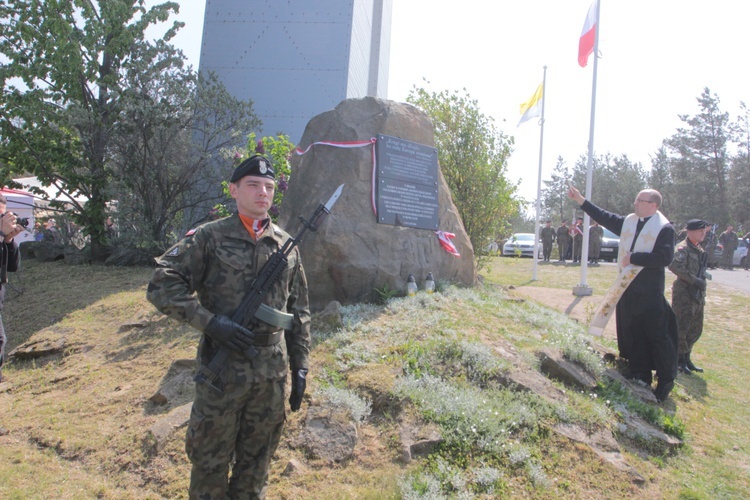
252;330;283;346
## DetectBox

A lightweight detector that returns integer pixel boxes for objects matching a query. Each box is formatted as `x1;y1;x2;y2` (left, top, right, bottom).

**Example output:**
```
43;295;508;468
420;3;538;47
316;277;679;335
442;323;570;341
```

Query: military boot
677;355;691;375
686;354;704;373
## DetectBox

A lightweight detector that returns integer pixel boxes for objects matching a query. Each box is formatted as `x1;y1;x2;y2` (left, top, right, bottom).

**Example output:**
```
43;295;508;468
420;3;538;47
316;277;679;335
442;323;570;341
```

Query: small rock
537;347;598;390
317;301;344;331
145;402;193;452
282;458;306;476
9;336;67;361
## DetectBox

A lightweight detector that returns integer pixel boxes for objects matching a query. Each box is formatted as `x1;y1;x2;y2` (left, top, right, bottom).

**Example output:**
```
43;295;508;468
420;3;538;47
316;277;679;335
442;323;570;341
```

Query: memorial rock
280;97;476;310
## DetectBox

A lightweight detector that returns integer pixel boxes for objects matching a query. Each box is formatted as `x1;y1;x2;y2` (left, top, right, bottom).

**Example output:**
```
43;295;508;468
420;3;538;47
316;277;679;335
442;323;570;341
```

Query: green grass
0;257;748;498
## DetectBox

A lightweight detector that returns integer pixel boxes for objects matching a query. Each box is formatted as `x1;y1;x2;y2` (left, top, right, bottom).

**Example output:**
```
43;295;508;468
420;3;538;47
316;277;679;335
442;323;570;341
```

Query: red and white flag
578;0;598;67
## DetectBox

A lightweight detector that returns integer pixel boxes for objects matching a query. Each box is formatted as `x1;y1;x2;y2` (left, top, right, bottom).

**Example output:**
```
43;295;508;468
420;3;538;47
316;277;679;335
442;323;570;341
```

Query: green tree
664;87;731;224
573;154;647;218
729;102;750;229
648;146;675;212
407;87;520;266
0;0;183;260
107;64;260;262
541;156;576;223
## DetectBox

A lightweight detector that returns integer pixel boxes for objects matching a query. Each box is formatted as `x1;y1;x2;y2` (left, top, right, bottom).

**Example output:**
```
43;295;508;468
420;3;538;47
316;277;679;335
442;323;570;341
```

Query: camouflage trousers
672;285;705;356
187;369;286;500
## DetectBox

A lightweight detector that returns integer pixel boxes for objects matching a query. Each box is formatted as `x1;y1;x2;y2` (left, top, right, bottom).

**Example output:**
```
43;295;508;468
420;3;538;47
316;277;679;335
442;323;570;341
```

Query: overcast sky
164;1;750;204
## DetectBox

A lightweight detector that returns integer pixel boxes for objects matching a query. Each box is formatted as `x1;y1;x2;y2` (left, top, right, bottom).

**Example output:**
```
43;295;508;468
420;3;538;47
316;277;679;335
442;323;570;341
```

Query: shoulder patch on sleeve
166;246;179;257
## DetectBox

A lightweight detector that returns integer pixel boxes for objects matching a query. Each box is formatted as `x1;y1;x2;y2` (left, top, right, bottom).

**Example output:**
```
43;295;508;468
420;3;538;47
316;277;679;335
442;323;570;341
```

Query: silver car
502;233;543;258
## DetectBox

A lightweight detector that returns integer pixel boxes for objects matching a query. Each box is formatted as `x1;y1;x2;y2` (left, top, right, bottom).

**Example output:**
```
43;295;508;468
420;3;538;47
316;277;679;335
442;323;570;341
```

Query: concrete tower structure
199;0;392;143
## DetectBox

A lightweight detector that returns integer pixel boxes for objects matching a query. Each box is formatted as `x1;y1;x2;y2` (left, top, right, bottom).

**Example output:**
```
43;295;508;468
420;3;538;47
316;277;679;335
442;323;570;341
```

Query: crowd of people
538;217;604;264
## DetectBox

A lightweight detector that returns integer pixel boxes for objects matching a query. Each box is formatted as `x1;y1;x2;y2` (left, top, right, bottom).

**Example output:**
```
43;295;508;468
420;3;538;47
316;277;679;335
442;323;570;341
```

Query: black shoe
678;363;692;375
653;380;675;402
686;357;704;373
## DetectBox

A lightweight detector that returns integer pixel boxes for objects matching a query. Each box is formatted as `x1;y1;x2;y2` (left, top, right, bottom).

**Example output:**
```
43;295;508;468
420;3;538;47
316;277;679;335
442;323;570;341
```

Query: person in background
540;220;556;262
556;220;570;262
669;219;711;375
701;224;718;269
718;224;738;270
42;218;60;243
589;220;603;264
568;185;678;402
0;194;22;383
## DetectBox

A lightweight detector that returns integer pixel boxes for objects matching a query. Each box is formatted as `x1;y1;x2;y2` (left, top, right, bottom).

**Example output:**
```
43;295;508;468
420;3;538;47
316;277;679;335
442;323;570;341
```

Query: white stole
589;210;671;336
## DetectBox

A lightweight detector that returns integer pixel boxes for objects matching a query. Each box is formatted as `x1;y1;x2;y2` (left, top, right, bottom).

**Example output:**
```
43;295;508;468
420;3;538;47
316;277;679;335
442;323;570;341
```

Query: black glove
289;368;308;412
693;277;706;291
204;315;254;354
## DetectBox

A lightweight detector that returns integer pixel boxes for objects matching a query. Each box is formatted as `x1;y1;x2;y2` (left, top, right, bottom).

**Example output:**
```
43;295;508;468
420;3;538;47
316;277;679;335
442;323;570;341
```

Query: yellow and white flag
517;83;544;127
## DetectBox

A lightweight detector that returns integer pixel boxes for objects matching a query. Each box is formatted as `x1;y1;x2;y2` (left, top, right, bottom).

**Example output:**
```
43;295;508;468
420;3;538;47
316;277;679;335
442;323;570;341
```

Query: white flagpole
574;0;600;297
532;66;548;281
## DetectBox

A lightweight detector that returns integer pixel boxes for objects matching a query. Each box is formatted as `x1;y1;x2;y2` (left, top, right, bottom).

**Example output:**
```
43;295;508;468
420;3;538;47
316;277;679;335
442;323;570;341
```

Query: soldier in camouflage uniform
556;220;570;262
588;221;603;264
669;219;710;375
147;155;311;499
539;220;556;261
718;224;738;270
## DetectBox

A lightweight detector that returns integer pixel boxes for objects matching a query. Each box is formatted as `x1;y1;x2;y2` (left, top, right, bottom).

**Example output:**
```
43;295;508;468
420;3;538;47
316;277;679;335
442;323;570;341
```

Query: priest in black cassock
568;185;678;403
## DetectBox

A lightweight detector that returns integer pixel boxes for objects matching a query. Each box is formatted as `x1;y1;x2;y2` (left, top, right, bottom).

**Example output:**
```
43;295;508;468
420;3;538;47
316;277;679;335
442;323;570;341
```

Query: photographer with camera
0;194;22;383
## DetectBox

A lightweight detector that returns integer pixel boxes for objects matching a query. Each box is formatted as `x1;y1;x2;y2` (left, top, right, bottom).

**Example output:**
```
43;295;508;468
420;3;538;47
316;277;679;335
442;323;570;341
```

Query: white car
502;233;542;258
714;238;748;268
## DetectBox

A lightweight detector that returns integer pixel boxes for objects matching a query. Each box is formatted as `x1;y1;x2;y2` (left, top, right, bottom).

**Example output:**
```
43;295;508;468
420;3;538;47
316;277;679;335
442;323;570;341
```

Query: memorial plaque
375;134;439;230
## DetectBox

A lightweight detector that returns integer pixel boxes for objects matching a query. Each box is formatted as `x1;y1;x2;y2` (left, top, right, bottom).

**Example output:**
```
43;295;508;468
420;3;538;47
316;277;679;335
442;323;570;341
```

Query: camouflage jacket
669;237;707;302
147;214;311;370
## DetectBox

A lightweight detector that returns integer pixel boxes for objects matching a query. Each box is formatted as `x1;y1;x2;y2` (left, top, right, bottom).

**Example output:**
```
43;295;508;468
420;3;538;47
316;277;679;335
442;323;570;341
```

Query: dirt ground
507;285;619;342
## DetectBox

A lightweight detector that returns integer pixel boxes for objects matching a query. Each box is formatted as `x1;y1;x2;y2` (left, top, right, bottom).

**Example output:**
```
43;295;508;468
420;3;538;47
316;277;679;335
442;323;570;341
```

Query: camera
1;212;29;228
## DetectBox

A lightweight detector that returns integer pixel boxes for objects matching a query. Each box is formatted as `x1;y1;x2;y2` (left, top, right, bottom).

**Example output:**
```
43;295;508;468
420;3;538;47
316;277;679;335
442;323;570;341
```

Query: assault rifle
194;184;344;394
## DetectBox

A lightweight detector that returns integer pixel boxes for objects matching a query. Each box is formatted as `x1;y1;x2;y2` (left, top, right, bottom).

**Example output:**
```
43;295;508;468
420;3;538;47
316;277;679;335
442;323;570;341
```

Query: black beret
230;154;275;183
685;219;708;230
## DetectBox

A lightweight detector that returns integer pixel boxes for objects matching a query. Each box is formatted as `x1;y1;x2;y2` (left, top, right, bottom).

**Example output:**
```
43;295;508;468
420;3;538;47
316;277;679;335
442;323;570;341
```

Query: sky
162;0;750;206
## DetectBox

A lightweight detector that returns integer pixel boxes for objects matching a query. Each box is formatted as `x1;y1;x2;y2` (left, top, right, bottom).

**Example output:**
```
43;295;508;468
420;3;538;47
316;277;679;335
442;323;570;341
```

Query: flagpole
574;0;600;297
532;66;548;281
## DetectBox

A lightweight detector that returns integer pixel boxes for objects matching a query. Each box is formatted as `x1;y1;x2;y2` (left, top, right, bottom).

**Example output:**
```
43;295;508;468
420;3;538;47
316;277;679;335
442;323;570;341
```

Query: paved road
707;267;750;294
584;261;750;295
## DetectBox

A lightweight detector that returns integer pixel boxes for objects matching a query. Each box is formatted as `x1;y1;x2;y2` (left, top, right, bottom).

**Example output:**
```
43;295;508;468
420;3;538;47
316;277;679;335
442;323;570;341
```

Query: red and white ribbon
435;230;460;257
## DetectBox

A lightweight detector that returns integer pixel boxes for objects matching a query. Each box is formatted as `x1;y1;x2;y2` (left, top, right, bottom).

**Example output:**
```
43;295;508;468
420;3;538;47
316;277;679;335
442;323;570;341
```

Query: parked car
502;233;542;258
714;239;748;268
598;228;620;262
